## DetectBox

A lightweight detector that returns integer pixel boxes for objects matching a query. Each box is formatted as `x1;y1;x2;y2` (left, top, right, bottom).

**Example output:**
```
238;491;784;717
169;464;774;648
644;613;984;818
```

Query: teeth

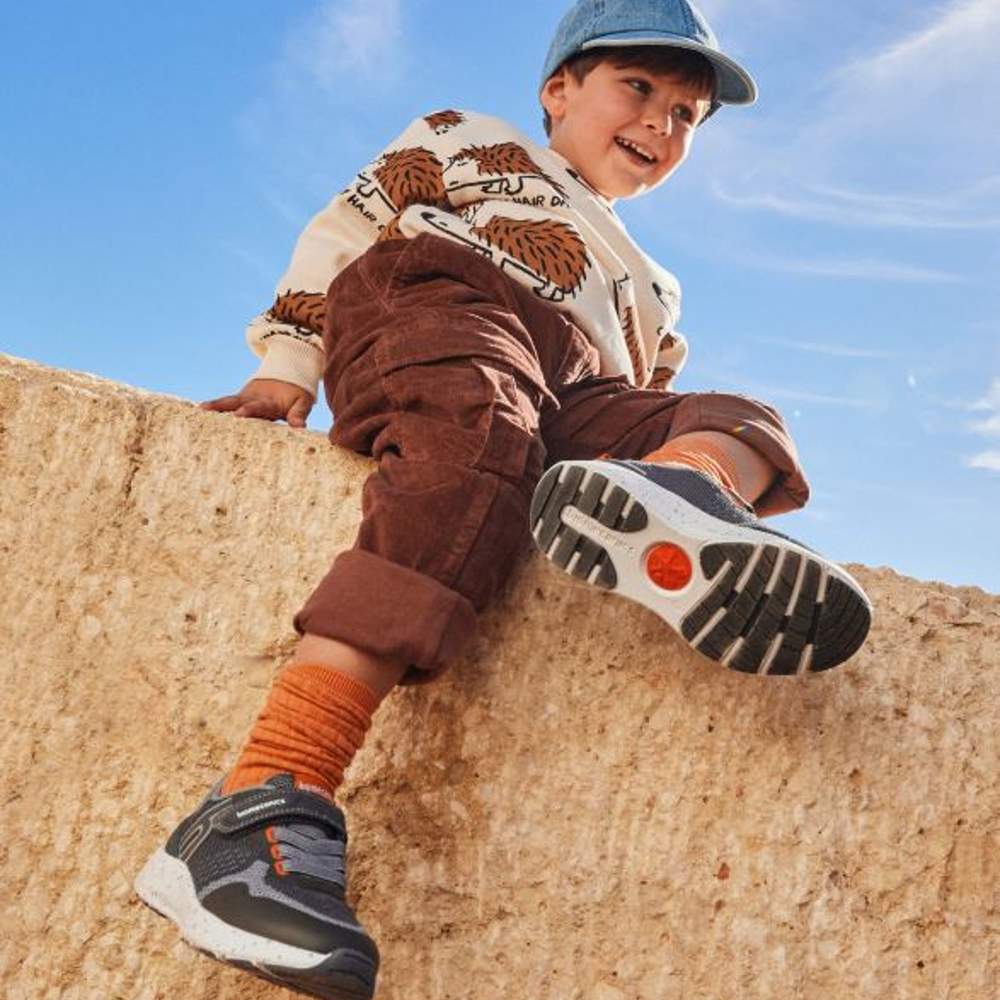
616;137;656;163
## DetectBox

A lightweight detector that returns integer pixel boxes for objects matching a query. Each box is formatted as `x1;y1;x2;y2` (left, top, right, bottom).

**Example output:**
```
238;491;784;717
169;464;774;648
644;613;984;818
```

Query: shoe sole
530;460;872;675
135;848;376;1000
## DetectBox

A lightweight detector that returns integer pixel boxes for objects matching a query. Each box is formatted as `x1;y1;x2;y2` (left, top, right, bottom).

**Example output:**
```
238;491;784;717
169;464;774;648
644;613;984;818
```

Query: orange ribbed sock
222;663;380;802
642;437;742;499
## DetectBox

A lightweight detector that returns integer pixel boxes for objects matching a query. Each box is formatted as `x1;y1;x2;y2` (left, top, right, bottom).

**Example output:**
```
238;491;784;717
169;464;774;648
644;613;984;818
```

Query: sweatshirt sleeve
244;112;458;396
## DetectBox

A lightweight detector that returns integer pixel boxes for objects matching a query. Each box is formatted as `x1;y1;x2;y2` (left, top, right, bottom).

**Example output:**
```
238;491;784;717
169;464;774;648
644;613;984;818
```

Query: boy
135;2;872;998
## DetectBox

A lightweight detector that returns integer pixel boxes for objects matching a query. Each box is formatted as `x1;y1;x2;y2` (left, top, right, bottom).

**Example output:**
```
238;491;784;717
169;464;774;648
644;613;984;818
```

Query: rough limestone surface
1;353;997;1000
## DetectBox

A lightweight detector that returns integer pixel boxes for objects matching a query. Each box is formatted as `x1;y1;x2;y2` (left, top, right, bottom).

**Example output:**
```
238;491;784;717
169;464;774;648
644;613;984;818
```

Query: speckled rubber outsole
530;460;871;675
135;849;376;1000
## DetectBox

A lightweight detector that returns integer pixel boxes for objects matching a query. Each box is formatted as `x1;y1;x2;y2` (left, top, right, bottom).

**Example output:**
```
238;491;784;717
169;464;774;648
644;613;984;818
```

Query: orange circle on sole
646;543;693;591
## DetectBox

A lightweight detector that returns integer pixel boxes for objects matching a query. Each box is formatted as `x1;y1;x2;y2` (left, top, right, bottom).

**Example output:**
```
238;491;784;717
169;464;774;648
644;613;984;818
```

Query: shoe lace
271;823;347;890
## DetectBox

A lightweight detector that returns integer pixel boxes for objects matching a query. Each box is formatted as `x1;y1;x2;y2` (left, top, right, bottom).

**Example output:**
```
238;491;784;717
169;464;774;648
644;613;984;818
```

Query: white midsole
545;461;870;631
134;848;330;970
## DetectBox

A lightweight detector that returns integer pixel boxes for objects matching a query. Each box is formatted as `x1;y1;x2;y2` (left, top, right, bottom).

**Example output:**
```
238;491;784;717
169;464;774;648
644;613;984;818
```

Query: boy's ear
540;69;569;124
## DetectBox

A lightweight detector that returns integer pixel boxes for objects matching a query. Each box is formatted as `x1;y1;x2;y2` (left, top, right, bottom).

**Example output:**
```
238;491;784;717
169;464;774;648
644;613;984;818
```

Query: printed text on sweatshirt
246;109;687;397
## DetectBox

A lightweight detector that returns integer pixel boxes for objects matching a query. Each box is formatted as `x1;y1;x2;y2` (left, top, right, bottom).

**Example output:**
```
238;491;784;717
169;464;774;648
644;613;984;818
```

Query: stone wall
1;353;996;1000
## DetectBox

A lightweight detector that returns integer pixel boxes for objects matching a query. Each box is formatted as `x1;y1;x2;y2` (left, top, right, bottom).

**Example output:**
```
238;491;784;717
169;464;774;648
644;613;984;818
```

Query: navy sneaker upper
608;460;812;552
165;774;378;964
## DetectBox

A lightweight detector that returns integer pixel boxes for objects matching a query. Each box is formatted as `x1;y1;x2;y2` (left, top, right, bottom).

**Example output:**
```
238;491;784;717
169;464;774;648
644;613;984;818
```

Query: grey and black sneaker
530;460;872;675
134;774;379;1000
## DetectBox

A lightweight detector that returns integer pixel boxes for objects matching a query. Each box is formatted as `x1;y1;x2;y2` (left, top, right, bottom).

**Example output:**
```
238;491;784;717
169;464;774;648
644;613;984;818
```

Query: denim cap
540;0;757;108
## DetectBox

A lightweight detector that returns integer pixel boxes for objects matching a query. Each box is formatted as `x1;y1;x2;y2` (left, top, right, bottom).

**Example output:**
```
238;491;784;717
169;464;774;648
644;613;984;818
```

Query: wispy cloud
753;255;962;283
702;372;883;411
285;0;404;90
711;0;1000;230
971;414;1000;436
713;179;1000;230
833;0;999;89
219;241;282;283
254;187;315;231
964;375;1000;473
755;336;901;360
969;376;1000;412
967;451;1000;472
238;0;409;203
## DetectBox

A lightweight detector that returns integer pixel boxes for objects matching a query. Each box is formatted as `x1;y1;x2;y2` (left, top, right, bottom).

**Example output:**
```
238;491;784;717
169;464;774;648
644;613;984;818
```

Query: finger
233;400;281;421
200;395;243;412
287;398;313;428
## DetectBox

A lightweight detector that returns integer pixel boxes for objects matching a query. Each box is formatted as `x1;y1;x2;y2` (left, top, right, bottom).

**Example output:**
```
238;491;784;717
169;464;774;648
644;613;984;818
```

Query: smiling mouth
614;136;658;165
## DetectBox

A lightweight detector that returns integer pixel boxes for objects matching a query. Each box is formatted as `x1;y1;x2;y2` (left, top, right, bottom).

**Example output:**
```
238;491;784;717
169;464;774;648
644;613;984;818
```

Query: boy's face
541;59;712;201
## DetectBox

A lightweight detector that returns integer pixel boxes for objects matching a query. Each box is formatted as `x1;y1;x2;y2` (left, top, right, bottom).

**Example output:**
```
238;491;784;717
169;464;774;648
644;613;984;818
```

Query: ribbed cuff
250;334;324;397
282;663;381;717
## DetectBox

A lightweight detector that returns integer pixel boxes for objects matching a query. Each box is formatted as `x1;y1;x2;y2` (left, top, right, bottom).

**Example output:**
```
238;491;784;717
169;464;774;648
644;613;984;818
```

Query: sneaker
134;774;379;1000
529;460;872;675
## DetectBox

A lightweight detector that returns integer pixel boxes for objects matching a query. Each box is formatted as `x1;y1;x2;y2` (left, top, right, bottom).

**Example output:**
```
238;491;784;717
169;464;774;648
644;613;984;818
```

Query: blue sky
2;1;997;593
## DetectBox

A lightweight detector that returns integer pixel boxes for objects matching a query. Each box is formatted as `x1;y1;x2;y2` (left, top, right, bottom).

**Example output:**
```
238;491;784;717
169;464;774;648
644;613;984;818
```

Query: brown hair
541;45;718;136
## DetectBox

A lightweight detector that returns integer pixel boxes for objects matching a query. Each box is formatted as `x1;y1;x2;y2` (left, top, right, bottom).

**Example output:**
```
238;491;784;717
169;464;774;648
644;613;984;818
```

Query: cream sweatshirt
246;108;687;398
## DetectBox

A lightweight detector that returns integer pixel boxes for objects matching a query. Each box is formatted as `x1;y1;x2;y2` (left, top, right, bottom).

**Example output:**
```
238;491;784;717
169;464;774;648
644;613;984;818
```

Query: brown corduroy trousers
294;234;809;684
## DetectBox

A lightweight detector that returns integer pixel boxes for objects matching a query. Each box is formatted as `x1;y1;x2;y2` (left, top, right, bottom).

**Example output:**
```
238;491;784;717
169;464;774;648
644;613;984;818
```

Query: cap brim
581;31;757;105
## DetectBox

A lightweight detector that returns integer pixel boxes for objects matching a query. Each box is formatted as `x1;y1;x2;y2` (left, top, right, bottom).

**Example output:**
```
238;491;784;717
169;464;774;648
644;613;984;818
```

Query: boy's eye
624;79;698;124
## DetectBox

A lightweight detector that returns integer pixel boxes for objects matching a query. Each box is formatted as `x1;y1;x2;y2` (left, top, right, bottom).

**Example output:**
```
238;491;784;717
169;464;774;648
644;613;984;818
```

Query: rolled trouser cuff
293;548;479;682
669;392;810;518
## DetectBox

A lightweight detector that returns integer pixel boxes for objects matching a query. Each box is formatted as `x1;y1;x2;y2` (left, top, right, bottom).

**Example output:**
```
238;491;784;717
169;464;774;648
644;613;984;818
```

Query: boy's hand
199;379;314;429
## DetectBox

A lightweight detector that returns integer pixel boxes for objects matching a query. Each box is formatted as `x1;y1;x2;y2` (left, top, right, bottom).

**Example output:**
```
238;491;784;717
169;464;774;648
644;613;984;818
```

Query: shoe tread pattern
530;465;649;590
682;543;870;674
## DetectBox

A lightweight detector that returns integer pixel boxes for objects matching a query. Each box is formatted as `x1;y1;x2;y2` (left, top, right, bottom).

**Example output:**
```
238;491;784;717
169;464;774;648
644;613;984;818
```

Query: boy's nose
643;114;672;138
